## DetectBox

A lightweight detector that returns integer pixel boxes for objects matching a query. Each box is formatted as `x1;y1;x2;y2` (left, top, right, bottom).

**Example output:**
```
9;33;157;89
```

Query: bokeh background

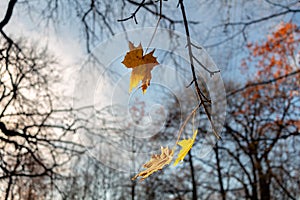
0;0;299;199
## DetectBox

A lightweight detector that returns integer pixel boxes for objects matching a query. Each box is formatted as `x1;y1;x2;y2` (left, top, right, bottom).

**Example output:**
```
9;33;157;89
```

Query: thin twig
117;0;146;24
126;0;200;25
192;55;220;77
227;69;300;97
190;42;202;49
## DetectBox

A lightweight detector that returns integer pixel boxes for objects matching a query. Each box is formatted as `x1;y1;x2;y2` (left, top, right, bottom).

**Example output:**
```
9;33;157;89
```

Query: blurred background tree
0;0;299;199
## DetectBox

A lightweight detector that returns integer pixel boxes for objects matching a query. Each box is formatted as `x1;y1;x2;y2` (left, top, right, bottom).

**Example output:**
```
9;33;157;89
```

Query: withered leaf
132;146;174;181
174;130;198;166
122;41;159;93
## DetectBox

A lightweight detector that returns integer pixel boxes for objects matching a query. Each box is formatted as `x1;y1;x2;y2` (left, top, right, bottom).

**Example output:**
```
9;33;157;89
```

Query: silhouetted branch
179;0;220;139
118;0;146;24
224;9;300;28
227;69;300;97
0;0;17;31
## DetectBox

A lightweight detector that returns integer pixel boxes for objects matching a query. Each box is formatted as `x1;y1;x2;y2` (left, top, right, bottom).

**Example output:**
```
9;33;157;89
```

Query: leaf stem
145;0;162;53
173;104;200;151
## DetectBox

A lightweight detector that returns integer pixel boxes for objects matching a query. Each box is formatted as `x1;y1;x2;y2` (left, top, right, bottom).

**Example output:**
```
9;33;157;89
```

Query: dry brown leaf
132;146;174;181
121;41;159;93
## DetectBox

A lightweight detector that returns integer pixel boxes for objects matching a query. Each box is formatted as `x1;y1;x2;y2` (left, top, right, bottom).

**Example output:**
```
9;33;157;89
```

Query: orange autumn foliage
251;22;299;77
241;22;300;103
237;22;300;134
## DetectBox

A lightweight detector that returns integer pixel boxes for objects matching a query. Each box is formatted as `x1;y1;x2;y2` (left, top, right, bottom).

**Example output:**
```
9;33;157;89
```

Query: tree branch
0;0;18;31
227;69;300;97
179;0;221;139
117;0;146;24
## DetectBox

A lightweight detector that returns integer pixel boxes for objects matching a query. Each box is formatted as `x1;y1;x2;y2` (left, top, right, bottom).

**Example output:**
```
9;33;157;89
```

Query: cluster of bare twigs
0;1;88;199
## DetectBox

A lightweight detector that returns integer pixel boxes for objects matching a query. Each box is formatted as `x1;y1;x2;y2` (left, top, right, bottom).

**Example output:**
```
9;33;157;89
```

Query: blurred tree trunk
214;142;226;200
188;150;198;200
131;181;135;200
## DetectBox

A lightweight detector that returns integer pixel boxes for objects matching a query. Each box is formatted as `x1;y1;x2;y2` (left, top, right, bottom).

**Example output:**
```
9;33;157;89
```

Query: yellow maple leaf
121;41;159;93
173;130;198;166
132;146;174;181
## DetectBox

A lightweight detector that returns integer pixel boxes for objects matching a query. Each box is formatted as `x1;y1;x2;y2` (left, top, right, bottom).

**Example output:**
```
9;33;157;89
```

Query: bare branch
117;0;146;24
0;0;17;31
227;69;300;97
179;0;221;140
